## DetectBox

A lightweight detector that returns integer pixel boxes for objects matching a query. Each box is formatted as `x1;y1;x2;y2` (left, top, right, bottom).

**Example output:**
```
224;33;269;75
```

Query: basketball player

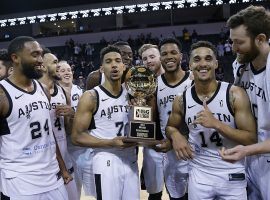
85;41;133;90
166;41;256;200
72;45;139;200
0;49;13;80
39;50;79;200
139;44;164;76
219;5;270;200
58;61;96;198
0;36;68;199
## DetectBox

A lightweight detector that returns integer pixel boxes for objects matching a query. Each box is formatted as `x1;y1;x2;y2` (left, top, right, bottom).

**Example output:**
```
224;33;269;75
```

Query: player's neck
164;68;185;86
8;70;33;91
59;81;72;89
195;80;218;101
103;80;122;96
39;75;54;90
252;44;270;70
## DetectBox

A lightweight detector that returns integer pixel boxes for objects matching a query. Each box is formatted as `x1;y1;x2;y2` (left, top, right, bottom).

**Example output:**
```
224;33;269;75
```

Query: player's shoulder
0;82;11;118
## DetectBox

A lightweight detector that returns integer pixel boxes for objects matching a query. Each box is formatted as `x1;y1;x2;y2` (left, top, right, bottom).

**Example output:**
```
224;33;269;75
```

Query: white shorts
164;150;188;198
188;168;247;200
0;184;68;200
76;149;96;197
142;148;165;194
246;154;270;200
93;151;139;200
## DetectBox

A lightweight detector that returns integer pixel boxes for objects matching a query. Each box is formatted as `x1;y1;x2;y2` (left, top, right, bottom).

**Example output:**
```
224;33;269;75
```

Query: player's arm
220;139;270;162
166;95;193;160
71;90;131;148
0;86;10;132
86;70;101;90
194;85;257;145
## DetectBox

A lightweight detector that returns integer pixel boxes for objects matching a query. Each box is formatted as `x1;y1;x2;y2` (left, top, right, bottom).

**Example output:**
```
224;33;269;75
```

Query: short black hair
159;38;182;51
41;45;51;54
8;36;36;58
189;41;217;58
113;41;130;46
100;45;122;63
0;49;12;70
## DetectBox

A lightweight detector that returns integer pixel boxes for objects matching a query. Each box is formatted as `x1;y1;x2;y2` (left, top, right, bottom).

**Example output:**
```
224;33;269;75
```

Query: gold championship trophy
124;66;159;146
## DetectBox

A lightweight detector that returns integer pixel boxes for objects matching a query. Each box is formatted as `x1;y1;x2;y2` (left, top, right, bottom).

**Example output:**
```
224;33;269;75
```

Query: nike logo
15;94;24;99
101;98;109;102
159;87;166;91
188;105;196;109
267;160;270;163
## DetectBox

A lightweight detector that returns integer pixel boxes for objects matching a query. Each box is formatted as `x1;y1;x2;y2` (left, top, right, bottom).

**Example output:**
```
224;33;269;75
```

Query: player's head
58;60;73;85
8;36;43;79
227;5;270;64
0;49;13;80
100;45;125;82
42;47;60;81
159;38;182;73
113;41;133;67
189;41;218;83
139;44;162;75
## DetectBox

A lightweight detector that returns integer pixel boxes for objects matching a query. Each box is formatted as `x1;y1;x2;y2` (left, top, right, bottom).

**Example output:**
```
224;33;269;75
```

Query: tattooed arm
71;90;132;148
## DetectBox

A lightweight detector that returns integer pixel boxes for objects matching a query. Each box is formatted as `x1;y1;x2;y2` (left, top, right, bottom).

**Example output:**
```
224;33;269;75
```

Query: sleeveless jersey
0;79;62;194
90;85;132;153
50;84;73;169
184;82;245;186
233;59;270;143
70;84;83;111
157;72;192;138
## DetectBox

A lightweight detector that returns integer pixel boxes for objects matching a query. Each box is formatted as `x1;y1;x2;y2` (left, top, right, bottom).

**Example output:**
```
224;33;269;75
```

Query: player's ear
100;65;104;73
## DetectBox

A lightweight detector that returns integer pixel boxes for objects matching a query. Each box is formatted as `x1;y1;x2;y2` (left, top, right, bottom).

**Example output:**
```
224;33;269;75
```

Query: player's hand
55;105;75;117
154;139;172;153
171;133;193;160
193;100;218;128
111;136;137;149
61;170;73;184
219;145;247;163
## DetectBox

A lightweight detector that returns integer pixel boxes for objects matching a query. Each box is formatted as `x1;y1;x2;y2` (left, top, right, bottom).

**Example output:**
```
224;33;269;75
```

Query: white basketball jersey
184;82;245;185
90;85;131;152
157;72;192;138
70;84;83;111
234;60;270;143
50;84;73;169
0;79;62;194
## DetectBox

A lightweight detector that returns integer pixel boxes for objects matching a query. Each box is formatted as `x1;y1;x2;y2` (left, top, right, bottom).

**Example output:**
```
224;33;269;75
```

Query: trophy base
123;137;161;147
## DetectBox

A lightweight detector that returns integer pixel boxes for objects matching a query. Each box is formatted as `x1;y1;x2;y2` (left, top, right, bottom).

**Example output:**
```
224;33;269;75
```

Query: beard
21;62;43;79
236;42;260;64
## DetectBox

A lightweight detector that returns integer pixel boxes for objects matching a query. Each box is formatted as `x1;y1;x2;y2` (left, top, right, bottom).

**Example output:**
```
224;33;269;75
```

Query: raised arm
166;95;193;160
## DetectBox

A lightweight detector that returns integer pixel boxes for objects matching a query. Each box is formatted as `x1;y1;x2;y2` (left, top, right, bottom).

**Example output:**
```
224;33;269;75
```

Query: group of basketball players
0;4;269;200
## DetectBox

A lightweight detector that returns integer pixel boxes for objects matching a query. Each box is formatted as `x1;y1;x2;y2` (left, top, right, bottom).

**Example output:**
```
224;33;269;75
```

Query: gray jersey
157;72;192;138
184;82;245;186
0;79;62;194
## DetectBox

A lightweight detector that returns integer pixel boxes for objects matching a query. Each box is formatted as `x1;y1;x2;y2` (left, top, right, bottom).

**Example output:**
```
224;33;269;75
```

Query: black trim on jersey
99;85;123;98
0;193;10;200
36;80;50;102
51;84;59;97
95;174;103;200
183;90;187;119
226;84;235;116
191;82;221;105
5;78;37;95
0;84;13;118
0;118;10;136
250;62;266;75
60;86;68;104
88;89;98;130
160;71;190;88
